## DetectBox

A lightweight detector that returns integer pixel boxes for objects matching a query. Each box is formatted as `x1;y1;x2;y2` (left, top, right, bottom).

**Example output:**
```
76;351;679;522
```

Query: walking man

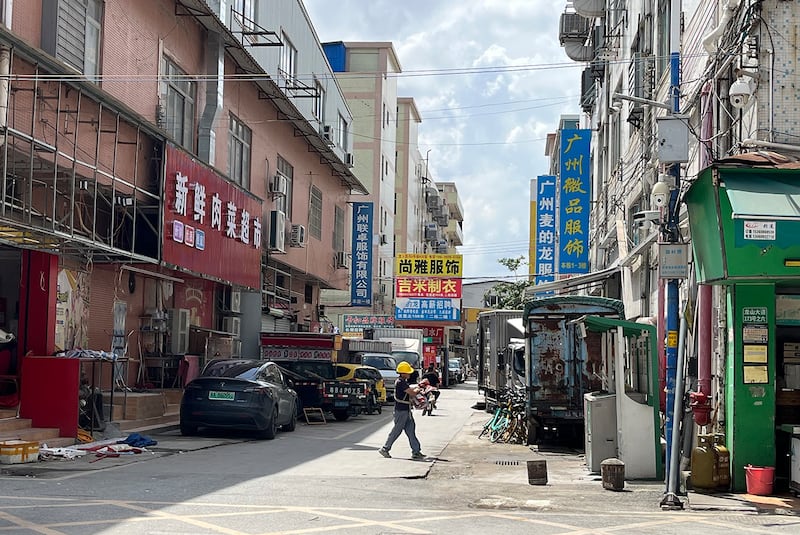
378;361;426;460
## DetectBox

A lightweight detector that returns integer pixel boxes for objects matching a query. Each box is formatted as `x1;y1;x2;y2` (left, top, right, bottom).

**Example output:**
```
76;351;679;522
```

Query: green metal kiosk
685;164;800;491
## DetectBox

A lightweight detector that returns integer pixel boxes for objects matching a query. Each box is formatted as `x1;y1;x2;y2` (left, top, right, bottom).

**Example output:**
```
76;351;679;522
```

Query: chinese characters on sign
164;145;262;289
395;254;463;278
394;254;463;322
558;129;591;274
531;176;557;290
395;277;462;298
342;314;395;333
351;202;374;306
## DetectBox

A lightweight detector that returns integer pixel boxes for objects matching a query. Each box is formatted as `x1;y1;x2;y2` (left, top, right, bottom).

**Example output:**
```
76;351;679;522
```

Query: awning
724;174;800;220
524;265;620;297
581;314;656;339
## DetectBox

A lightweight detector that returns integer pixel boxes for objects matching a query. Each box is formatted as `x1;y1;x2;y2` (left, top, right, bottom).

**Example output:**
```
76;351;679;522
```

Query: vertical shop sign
351;202;373;306
533;176;557;288
558;129;591;274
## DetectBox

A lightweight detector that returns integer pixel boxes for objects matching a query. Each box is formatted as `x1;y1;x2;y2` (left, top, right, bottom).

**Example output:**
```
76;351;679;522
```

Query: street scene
3;1;800;533
1;382;799;534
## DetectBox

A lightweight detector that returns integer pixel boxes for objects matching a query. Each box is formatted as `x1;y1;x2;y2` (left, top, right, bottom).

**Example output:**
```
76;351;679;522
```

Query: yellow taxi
334;364;387;413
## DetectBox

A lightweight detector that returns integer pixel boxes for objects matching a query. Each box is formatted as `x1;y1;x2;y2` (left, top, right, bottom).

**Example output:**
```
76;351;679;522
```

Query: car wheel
259;407;278;440
283;402;297;432
332;409;349;421
180;421;198;436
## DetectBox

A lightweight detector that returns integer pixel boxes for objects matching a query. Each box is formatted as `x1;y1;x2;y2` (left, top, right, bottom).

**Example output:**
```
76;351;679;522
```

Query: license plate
334;401;349;407
209;391;235;401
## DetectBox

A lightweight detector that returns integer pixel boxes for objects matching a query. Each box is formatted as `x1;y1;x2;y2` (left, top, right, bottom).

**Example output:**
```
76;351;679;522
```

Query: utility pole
660;0;684;510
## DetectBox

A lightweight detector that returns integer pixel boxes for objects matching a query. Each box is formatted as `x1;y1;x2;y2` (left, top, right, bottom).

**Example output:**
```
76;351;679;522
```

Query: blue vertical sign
558;129;591;274
351;202;373;306
534;176;557;288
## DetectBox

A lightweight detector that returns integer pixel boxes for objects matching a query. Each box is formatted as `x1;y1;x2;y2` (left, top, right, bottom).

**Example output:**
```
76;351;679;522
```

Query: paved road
1;381;799;534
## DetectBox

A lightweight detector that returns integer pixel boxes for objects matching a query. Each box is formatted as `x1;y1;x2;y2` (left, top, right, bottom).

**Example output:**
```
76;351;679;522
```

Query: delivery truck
477;309;525;406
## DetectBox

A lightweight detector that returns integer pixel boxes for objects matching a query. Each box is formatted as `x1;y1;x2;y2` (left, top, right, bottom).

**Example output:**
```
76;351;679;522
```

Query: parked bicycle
479;387;529;444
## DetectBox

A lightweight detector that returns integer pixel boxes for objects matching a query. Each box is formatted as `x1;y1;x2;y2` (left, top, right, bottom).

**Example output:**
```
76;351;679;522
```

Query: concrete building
557;0;800;493
0;0;362;426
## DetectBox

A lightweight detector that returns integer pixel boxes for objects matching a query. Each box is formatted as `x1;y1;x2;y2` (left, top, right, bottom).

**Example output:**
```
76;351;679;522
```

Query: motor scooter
417;378;439;416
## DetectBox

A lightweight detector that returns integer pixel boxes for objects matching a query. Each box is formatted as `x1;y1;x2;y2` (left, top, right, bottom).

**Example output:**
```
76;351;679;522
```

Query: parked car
180;359;298;439
334;363;386;413
361;353;399;399
448;358;465;384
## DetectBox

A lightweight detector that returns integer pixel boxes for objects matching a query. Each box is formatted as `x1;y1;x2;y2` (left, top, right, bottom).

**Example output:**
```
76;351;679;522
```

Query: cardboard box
0;440;39;464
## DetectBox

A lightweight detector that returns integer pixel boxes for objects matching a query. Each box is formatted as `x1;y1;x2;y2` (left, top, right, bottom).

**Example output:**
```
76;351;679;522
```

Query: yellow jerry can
712;433;731;489
691;434;718;489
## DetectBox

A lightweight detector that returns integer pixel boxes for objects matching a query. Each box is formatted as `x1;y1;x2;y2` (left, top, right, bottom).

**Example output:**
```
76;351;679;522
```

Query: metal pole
665;309;687;506
660;30;684;506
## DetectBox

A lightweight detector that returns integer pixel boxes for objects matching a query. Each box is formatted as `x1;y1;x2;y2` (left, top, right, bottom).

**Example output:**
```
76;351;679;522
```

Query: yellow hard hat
396;361;414;374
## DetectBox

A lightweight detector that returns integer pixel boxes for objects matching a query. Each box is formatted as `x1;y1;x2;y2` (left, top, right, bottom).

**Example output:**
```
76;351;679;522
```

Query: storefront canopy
685;165;800;284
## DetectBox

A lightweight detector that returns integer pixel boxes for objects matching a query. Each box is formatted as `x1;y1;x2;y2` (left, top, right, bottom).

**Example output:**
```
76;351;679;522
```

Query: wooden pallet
303;407;326;425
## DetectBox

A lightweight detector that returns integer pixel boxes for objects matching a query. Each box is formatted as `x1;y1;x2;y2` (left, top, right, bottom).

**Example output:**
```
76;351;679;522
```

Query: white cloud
303;0;574;279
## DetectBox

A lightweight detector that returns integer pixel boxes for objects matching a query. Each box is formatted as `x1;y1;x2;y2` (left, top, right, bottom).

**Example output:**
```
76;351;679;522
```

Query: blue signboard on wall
534;176;557;288
395;298;461;321
351;202;373;306
558;129;592;274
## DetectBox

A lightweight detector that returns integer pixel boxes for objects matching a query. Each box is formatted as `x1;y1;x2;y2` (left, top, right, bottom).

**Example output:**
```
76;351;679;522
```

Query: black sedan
180;359;298;439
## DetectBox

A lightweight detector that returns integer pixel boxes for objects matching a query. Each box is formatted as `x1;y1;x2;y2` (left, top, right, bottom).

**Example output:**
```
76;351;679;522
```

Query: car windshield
202;360;261;379
391;351;420;369
363;355;397;370
448;360;460;369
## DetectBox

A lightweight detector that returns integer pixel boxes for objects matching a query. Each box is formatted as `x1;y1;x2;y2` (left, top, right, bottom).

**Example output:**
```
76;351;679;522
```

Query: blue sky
303;0;583;281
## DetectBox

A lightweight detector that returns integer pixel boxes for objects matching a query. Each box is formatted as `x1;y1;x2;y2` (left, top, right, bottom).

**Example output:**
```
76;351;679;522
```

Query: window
161;57;196;150
43;0;103;82
276;156;294;219
231;0;254;29
279;31;297;86
228;114;251;188
313;79;325;122
309;186;323;240
337;113;349;148
333;205;345;251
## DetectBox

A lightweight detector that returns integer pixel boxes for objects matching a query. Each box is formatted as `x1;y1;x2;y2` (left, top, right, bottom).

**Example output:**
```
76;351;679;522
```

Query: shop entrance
0;246;22;406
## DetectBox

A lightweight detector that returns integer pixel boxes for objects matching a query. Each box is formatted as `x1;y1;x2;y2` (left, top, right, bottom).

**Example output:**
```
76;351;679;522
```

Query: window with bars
309;186;323;240
160;57;196;151
337;113;349;149
228;114;251;188
276;156;294;220
313;79;325;122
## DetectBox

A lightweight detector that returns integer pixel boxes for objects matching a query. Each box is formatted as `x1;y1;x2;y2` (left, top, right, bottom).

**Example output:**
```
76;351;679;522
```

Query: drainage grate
495;460;520;466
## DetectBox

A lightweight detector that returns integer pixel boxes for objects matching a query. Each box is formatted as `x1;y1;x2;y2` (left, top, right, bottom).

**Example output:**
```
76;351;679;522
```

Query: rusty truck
522;296;624;444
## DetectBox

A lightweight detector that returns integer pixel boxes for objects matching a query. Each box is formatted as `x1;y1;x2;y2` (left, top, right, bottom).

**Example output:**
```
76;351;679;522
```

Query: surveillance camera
729;77;753;109
651;181;671;208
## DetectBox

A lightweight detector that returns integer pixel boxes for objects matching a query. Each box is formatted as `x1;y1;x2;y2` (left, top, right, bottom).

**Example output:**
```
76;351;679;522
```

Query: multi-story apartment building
0;1;363;394
557;0;800;493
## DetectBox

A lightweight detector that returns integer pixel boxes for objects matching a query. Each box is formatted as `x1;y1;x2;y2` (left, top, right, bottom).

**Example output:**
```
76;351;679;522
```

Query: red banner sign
163;145;263;289
395;277;462;298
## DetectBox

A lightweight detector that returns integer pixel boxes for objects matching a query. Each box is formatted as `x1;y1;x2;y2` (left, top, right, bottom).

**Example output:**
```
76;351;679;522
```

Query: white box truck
363;327;424;373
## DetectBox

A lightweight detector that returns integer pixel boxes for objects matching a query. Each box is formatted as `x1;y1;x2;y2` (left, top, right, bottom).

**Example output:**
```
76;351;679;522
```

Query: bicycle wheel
479;409;499;439
501;416;518;443
489;411;510;443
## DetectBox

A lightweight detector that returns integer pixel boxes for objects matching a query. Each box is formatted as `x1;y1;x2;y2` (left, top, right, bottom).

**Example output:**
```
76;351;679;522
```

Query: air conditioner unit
345;152;354;167
167;308;190;355
223;288;241;313
222;316;241;338
335;251;351;269
290;224;307;247
269;210;286;253
270;172;288;196
424;223;439;241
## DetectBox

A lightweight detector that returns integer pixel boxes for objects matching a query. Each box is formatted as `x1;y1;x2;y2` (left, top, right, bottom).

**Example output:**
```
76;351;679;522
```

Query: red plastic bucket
744;465;774;496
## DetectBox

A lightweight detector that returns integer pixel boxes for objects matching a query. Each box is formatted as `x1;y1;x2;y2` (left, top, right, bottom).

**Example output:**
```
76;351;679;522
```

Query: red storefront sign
395;277;462;298
163;145;263;289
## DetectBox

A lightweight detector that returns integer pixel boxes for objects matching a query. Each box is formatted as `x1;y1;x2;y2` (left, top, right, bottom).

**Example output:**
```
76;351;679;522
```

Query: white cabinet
584;392;618;473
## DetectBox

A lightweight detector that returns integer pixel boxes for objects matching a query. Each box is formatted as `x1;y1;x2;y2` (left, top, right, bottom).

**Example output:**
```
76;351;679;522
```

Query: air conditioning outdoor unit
424;224;439;241
290;224;307;247
223;288;241;313
270;172;288;196
345;152;354;167
167;308;190;355
269;210;286;253
335;251;351;269
222;316;241;338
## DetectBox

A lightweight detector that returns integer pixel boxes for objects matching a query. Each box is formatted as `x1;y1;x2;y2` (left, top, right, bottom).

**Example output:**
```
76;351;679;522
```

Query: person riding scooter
421;364;441;408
